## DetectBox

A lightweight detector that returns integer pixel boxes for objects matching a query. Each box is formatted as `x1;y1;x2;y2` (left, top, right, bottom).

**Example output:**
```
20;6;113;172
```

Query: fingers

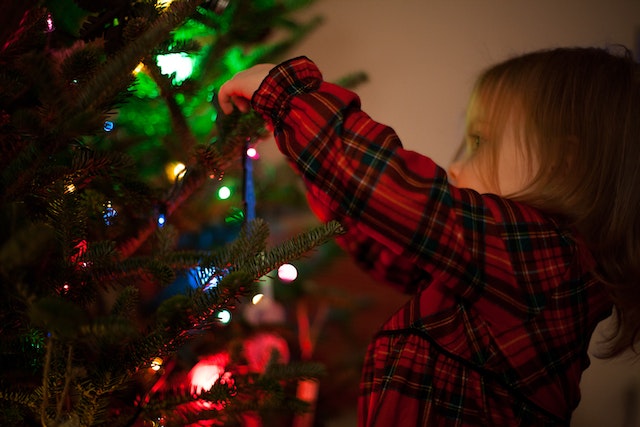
231;95;250;113
217;81;242;115
217;63;276;115
217;70;256;115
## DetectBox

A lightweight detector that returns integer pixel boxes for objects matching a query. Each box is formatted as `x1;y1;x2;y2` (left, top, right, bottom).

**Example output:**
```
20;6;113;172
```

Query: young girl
218;47;640;426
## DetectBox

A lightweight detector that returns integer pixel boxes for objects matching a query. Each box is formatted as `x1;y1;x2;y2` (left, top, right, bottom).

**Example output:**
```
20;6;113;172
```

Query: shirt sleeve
251;57;575;314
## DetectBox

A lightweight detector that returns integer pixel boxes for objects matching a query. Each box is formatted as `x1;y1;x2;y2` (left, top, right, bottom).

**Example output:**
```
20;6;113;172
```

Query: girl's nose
447;161;461;186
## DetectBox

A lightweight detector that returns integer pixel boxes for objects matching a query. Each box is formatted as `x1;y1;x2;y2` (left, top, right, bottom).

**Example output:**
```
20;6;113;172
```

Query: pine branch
141;57;198;156
0;1;347;425
199;219;271;269
0;4;46;58
116;166;208;259
71;0;204;116
238;220;345;279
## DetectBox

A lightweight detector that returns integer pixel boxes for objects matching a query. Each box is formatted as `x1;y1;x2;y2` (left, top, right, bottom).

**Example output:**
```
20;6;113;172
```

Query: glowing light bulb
165;161;186;181
133;62;145;75
65;184;76;193
150;357;163;371
278;264;298;282
103;121;114;132
156;53;194;84
45;13;55;33
157;213;166;227
217;310;231;324
246;147;259;159
252;294;264;305
218;186;231;200
172;162;186;179
204;277;218;291
103;201;117;225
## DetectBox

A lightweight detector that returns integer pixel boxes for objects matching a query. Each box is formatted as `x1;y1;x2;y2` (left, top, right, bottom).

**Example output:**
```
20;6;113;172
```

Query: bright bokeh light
45;13;55;32
218;186;231;200
217;310;231;324
156;53;194;84
189;353;229;395
165;161;186;181
102;201;117;225
252;293;264;305
204;276;219;291
278;264;298;282
133;62;145;74
173;162;186;179
150;357;163;371
246;147;258;159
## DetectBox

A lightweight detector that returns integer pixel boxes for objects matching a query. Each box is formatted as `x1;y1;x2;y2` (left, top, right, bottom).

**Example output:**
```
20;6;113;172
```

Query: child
218;47;640;426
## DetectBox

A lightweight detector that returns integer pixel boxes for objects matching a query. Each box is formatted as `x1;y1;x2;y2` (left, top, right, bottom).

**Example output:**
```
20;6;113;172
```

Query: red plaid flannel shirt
251;57;612;427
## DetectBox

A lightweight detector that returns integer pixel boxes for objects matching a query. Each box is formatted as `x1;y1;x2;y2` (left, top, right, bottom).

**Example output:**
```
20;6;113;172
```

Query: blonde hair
468;46;640;358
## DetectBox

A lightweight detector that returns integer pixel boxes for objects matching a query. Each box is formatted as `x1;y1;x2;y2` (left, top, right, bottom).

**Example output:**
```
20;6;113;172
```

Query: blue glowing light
103;201;117;225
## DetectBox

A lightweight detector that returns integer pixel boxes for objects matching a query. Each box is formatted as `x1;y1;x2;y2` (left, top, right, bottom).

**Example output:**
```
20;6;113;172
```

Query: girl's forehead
465;102;498;134
467;88;526;131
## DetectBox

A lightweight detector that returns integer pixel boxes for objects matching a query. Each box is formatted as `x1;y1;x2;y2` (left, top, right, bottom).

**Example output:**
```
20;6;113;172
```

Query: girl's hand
217;64;275;115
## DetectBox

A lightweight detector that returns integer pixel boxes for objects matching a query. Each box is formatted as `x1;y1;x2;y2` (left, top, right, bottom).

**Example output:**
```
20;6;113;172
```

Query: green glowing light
156;53;194;84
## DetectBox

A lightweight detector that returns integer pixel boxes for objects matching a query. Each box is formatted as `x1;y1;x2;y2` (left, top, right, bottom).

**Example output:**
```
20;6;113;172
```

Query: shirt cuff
251;56;323;125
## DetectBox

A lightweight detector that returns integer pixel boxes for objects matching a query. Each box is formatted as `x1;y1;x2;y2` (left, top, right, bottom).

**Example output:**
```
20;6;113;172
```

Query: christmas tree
0;0;352;425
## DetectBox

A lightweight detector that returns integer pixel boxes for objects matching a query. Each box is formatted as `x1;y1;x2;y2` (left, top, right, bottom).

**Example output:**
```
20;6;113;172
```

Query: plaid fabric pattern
252;57;613;427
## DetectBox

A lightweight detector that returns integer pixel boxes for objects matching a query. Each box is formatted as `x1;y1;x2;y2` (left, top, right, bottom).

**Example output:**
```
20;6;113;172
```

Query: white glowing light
172;162;186;179
252;293;264;305
246;147;259;159
278;264;298;282
218;186;231;200
217;310;231;324
156;53;194;84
